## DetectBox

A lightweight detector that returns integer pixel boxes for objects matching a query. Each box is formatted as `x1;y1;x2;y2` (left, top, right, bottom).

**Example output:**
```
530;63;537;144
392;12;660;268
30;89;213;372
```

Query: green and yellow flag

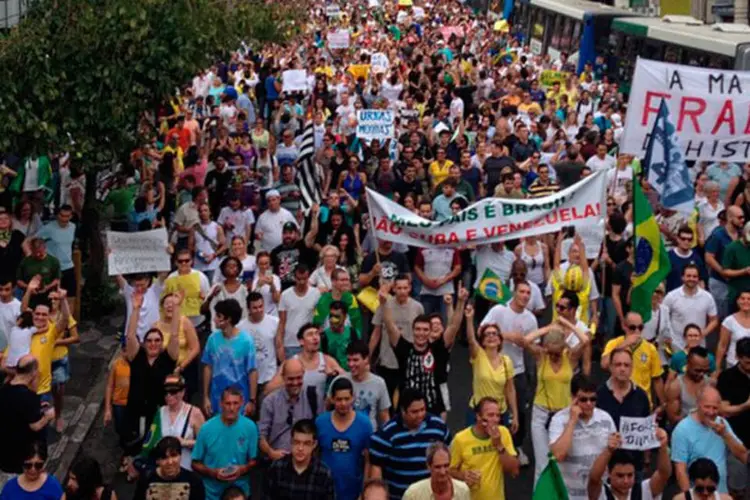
533;455;568;500
631;181;670;323
475;268;512;304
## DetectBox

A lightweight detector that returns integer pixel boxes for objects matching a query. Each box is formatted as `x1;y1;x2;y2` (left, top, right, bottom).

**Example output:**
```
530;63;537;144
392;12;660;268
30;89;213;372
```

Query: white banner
357;110;395;142
327;29;351;49
367;170;608;248
281;70;308;93
620;415;660;451
621;58;750;162
107;228;170;276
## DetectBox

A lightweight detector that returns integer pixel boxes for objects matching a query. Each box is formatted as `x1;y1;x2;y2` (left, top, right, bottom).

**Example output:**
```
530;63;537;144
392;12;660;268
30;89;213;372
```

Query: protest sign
440;26;464;39
621;57;750;162
107;228;170;276
371;52;389;71
367;170;607;248
540;70;570;88
413;6;425;19
326;4;341;17
620;415;660;451
328;29;351;49
281;70;308;93
368;0;381;8
357;109;395;142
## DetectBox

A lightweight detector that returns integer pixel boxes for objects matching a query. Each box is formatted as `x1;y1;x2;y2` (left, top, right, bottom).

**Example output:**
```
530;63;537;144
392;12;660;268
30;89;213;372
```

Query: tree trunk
81;169;104;289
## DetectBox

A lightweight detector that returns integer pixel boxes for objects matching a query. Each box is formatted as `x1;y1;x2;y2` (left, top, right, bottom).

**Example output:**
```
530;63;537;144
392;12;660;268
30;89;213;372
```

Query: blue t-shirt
0;475;63;500
671;415;739;493
192;415;259;500
201;330;256;412
666;249;708;291
36;221;75;271
316;411;373;500
705;227;733;282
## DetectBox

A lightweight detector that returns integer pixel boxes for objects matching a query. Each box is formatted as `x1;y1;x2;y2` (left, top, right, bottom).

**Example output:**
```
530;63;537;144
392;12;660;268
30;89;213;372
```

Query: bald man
258;358;317;461
601;311;665;407
671;385;747;494
0;355;56;473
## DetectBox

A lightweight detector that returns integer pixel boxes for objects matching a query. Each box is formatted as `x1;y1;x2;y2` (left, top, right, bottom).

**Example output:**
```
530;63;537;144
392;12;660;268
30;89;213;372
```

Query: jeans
512;372;529;449
599;297;617;340
709;278;730;321
420;294;447;322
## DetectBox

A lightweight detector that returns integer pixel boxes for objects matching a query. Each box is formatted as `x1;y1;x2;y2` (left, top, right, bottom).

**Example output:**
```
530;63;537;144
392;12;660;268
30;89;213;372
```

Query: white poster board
326;4;341;17
107;228;170;276
620;415;660;451
621;58;750;162
328;29;351;49
413;6;425;19
281;70;308;93
371;52;389;71
357;110;395;142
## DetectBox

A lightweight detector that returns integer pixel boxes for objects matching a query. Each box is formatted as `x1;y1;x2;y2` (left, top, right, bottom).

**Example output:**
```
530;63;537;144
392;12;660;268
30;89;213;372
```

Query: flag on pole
631;181;670;323
644;99;694;215
295;120;323;214
475;268;512;304
532;455;569;500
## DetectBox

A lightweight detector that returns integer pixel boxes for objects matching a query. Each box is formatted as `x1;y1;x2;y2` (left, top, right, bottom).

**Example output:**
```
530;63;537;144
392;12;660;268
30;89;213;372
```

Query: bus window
549;13;564;58
571;20;582;52
530;6;546;55
560;17;574;54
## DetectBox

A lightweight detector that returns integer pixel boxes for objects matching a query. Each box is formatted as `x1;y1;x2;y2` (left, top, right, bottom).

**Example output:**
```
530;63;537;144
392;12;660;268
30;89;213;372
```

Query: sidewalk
0;312;122;487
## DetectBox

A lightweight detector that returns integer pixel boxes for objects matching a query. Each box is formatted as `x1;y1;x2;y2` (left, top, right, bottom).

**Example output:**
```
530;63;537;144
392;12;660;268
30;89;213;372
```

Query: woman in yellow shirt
153;293;200;395
465;305;518;433
522;319;589;486
50;292;80;433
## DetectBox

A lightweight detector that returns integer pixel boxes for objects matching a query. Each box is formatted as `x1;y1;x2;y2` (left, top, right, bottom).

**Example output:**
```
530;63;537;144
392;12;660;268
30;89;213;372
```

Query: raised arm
54;288;70;335
166;292;183;361
587;433;621;500
303;204;321;248
464;303;479;359
126;293;143;361
378;285;401;348
443;286;468;349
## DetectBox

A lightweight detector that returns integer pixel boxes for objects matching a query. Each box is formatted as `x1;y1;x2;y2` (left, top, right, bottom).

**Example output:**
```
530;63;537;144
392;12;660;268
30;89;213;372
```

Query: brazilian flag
475;268;512;304
533;455;568;500
631;181;670;323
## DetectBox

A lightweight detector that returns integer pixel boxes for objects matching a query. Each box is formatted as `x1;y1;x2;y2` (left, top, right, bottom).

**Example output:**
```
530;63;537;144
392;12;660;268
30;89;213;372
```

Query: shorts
52;357;70;385
728;452;750;492
61;268;77;297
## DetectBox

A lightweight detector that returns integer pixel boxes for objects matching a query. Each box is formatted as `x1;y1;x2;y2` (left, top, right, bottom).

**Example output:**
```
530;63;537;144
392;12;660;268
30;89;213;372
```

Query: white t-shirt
607;166;633;200
250;273;282;317
663;287;718;351
586;154;616;172
697;200;724;239
217;207;256;243
6;326;37;367
548;407;616;500
279;287;321;347
123;281;164;342
480;304;539;374
721;314;750;367
509;279;545;313
213;255;258;286
255;208;296;252
0;299;22;351
474;245;515;287
597;480;658;500
237;315;279;384
381;81;403;103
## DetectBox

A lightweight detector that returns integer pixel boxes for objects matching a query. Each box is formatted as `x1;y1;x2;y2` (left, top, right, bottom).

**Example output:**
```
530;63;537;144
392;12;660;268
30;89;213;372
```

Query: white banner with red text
621;58;750;162
366;170;607;248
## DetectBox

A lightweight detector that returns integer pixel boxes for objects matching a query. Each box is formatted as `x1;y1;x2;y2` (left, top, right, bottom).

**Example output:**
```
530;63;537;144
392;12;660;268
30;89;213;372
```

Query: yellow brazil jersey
52;316;77;361
429;160;454;187
31;322;59;395
450;426;517;500
602;336;663;406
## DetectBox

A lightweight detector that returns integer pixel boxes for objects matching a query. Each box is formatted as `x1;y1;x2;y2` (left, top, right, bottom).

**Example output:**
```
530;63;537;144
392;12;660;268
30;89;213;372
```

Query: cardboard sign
540;70;570;88
328;29;351;49
357;109;395;142
281;70;308;93
621;57;750;162
107;228;170;276
620;415;660;451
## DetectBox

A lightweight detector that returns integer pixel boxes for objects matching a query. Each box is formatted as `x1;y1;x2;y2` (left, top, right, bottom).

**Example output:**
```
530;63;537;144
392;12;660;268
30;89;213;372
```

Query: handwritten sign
371;52;389;71
328;29;351;49
540;70;570;88
620;415;660;451
281;70;308;93
357;109;395;142
107;228;170;276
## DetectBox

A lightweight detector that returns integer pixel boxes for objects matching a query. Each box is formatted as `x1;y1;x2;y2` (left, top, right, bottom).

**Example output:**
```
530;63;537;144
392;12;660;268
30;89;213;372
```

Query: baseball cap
283;221;299;232
265;189;281;199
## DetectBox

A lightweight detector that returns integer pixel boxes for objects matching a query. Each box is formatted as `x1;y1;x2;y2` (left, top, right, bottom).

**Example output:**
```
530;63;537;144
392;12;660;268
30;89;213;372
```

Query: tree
0;0;300;313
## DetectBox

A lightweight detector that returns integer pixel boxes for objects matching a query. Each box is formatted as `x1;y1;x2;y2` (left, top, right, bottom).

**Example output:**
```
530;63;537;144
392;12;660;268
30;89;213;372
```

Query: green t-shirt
313;291;363;334
321;326;360;370
105;185;138;218
18;254;61;286
722;240;750;302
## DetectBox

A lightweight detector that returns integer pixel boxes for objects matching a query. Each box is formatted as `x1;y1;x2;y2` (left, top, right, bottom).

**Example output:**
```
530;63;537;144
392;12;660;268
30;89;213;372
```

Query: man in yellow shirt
601;311;665;407
449;397;520;500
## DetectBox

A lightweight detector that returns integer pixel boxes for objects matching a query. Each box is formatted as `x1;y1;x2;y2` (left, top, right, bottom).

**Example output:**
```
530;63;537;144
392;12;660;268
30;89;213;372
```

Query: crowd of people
1;0;749;499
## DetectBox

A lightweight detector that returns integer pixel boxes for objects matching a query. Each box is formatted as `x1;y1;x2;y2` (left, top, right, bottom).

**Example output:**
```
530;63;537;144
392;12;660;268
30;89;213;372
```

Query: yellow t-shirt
31;322;59;395
450;426;517;500
429;160;454;187
52;316;77;361
602;336;664;406
469;349;513;412
158;319;189;365
534;352;573;410
164;271;203;318
348;64;371;82
162;145;184;173
112;356;131;406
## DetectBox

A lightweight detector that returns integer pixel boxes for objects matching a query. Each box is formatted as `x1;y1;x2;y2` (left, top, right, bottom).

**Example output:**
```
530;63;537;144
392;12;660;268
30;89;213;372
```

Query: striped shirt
368;414;450;499
527;178;561;198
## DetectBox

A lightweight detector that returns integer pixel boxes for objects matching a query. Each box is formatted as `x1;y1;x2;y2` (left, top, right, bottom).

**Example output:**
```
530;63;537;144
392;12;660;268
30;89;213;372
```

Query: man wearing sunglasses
601;312;665;410
549;373;616;500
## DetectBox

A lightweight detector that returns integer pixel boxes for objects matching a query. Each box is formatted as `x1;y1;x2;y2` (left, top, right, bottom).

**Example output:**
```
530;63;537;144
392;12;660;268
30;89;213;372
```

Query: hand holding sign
620;415;660;451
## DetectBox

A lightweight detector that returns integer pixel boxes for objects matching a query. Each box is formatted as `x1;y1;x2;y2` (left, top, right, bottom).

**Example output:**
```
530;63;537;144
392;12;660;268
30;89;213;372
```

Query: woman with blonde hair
309;244;345;292
523;318;589;485
153;293;200;396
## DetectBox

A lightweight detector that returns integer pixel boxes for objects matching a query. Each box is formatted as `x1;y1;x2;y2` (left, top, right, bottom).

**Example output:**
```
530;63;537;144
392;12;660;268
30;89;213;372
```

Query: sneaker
518;449;530;467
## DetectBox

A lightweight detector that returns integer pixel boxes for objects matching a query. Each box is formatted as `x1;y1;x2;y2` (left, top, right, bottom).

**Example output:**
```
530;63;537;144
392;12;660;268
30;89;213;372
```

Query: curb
48;348;119;482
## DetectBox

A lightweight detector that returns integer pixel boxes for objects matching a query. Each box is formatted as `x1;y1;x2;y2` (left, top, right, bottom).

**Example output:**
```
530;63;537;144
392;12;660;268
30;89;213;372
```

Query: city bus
514;0;638;75
610;16;750;91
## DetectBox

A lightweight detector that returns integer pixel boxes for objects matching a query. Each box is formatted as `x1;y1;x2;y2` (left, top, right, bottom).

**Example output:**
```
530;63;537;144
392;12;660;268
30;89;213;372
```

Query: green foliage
0;0;299;169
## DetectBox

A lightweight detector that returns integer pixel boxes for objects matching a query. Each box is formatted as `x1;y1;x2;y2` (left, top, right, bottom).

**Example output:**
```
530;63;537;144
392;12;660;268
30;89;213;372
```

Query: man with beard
666;346;711;425
271;205;319;290
706;206;743;319
722;220;750;312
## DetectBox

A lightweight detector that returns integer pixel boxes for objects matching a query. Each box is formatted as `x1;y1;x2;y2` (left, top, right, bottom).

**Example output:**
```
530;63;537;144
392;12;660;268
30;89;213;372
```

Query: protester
403;442;471;500
62;456;117;500
0;441;63;499
134;437;204;500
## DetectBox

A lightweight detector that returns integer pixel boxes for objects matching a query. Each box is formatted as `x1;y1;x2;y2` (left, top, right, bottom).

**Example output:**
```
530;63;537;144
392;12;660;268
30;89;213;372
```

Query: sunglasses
23;461;44;471
286;406;295;427
577;396;597;403
627;324;644;331
694;486;716;494
165;388;183;395
679;236;693;241
177;259;191;264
